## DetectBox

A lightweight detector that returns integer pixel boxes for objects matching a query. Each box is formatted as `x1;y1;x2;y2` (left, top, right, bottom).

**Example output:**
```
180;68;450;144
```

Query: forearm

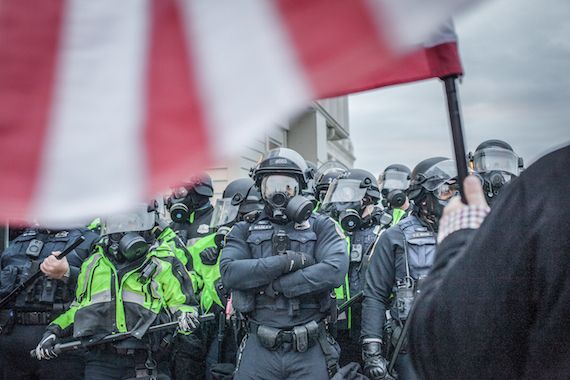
220;256;286;289
274;260;346;298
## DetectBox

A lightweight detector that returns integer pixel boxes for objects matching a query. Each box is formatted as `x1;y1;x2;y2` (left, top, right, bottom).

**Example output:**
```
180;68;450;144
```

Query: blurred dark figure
410;145;570;379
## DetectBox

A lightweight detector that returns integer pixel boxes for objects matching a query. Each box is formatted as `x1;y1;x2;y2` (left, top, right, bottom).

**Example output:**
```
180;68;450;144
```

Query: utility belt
247;320;324;352
15;310;57;325
95;343;148;356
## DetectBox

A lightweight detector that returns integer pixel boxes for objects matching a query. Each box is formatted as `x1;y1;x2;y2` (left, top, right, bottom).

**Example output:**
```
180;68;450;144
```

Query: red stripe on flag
145;0;210;195
277;1;462;97
276;0;392;97
0;0;65;219
346;42;464;94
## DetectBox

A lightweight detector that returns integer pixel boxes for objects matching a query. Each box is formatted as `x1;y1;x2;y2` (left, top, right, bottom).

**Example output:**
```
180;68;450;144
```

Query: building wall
208;96;354;198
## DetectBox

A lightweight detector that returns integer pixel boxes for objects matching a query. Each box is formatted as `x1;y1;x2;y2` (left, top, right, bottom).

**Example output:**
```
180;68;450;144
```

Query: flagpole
442;75;468;203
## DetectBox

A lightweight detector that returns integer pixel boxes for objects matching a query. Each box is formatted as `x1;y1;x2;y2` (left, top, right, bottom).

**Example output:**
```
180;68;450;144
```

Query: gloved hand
35;332;58;360
199;247;220;265
362;338;393;380
178;311;200;332
281;250;315;274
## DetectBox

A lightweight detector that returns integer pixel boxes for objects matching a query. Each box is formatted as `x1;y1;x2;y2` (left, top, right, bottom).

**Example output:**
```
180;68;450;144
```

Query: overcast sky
349;0;570;177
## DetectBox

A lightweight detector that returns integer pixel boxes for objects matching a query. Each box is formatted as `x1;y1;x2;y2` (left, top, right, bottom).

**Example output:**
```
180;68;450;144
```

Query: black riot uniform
168;173;215;247
319;168;386;367
361;157;458;380
0;227;98;380
220;148;349;380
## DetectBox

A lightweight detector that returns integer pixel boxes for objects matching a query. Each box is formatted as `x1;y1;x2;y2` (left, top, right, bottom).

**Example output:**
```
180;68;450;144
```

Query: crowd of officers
0;139;523;380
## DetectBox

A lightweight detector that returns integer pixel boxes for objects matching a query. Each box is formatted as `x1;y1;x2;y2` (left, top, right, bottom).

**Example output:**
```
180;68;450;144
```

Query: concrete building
209;96;355;198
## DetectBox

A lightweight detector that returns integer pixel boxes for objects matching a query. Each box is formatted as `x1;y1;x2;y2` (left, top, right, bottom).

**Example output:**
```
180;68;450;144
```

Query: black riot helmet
320;168;380;232
100;201;161;262
251;148;313;224
469;139;524;204
379;164;411;209
167;173;214;223
408;157;459;229
210;177;264;248
314;161;348;203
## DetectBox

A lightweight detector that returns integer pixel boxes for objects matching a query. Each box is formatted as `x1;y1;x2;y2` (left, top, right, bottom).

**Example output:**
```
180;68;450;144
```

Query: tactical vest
392;215;436;321
171;205;214;247
239;215;333;327
0;229;88;311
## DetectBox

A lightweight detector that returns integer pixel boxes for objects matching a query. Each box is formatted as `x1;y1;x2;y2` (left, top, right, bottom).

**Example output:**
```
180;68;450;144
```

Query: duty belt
15;311;55;325
247;320;324;352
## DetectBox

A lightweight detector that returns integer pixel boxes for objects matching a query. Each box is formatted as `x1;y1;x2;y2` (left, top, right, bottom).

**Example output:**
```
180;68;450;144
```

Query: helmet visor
101;204;156;235
261;175;299;199
322;179;367;205
473;147;519;175
422;160;458;191
433;182;459;201
380;171;410;191
210;198;239;228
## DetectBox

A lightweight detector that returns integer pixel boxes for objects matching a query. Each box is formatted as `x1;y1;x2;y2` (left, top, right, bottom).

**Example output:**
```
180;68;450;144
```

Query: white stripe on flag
32;0;150;225
180;0;312;156
367;0;470;50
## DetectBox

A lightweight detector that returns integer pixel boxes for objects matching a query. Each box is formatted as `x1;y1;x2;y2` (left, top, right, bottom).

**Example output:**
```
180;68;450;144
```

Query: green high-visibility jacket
391;208;407;225
334;223;352;329
187;233;223;314
48;241;197;339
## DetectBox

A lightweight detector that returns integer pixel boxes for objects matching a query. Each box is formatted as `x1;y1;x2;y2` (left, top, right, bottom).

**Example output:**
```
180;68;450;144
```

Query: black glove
200;247;220;265
362;338;393;380
35;332;59;360
280;250;315;274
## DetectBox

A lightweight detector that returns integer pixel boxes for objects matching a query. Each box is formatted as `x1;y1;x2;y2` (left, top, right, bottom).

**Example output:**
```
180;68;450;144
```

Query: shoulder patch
22;230;37;237
197;224;210;234
294;220;311;230
55;231;69;238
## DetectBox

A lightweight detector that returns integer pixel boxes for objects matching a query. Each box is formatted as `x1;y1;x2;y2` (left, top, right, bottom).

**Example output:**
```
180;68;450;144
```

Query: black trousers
84;350;171;380
0;324;84;380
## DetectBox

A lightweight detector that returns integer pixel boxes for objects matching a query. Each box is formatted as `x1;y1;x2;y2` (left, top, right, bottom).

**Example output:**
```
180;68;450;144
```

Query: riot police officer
173;177;264;380
0;225;98;379
320;168;386;367
313;161;348;212
167;173;215;248
379;164;412;225
220;148;349;379
360;157;458;380
35;202;200;379
469;139;524;205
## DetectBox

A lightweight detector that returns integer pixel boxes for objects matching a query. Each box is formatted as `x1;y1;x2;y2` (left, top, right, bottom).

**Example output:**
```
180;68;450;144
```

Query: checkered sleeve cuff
437;205;490;243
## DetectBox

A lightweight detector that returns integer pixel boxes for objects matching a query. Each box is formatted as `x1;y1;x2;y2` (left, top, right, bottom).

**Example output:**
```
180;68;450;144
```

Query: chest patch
249;224;273;231
197;224;210;234
55;231;69;238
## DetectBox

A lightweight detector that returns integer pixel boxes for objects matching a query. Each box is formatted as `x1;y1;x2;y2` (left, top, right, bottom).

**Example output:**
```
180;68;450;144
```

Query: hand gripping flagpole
442;75;468;203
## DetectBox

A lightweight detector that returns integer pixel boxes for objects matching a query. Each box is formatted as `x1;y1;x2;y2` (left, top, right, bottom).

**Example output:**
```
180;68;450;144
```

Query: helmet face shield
322;179;367;206
473;147;519;175
433;181;459;201
380;171;410;191
421;160;458;192
101;204;156;235
261;175;300;200
210;198;240;228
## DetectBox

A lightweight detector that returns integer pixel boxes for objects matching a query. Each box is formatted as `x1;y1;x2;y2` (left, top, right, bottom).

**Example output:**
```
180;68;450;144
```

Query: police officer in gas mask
379;164;412;225
313;161;348;212
0;225;98;380
167;174;215;246
35;201;200;379
361;157;458;380
220;148;349;379
319;169;386;367
469;139;524;205
172;177;264;380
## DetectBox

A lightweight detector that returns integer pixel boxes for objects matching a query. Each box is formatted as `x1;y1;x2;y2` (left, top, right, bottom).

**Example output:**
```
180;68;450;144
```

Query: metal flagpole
442;75;468;203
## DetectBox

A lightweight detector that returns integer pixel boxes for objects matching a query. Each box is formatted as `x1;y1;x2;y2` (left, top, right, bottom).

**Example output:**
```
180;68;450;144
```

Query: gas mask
381;189;407;209
418;181;459;228
168;186;209;223
100;204;157;262
481;171;512;204
107;232;149;262
261;175;313;224
321;179;368;232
